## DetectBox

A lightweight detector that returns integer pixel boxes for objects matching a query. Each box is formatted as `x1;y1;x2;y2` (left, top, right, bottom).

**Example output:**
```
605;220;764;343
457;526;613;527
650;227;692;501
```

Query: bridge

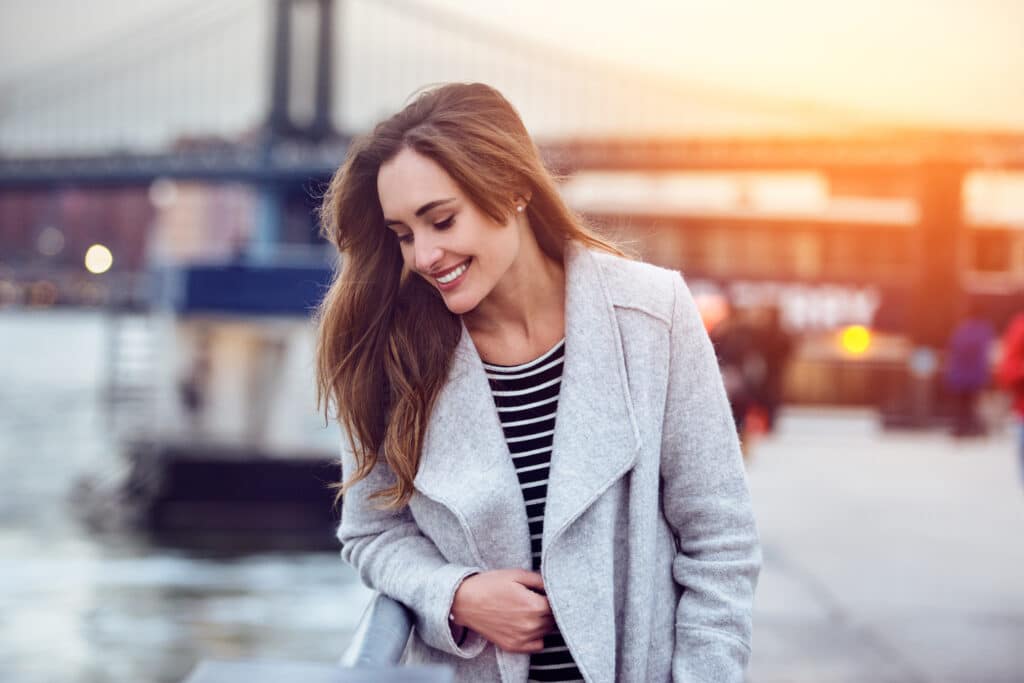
2;0;1023;349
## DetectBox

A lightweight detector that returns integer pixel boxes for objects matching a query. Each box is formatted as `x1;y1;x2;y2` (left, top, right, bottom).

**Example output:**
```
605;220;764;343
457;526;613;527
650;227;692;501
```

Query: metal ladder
103;309;159;442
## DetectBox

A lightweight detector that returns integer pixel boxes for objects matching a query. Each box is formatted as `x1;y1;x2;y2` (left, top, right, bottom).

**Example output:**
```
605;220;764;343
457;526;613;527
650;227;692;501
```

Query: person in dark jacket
944;306;995;437
750;305;793;433
710;304;757;439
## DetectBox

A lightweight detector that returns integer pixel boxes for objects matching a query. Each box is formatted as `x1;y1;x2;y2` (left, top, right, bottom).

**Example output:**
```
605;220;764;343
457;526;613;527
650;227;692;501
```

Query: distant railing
181;593;433;682
340;592;415;667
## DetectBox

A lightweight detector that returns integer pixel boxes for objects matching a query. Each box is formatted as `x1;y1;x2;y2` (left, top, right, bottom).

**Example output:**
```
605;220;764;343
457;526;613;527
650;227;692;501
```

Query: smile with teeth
435;259;470;284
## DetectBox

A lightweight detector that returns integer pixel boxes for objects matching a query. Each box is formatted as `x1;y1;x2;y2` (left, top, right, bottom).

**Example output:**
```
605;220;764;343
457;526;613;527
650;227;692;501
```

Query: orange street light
839;325;872;356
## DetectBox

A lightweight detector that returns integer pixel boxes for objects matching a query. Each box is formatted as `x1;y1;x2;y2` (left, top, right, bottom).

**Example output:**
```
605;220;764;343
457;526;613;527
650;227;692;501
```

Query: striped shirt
482;337;583;683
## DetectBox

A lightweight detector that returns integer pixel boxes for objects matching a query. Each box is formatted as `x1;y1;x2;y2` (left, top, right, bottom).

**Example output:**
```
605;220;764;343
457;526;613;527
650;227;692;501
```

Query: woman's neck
462;248;566;362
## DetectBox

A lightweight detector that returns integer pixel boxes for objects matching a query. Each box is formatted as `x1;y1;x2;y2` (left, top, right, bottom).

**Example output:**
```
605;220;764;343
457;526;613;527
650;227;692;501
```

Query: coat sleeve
336;434;488;658
659;272;762;682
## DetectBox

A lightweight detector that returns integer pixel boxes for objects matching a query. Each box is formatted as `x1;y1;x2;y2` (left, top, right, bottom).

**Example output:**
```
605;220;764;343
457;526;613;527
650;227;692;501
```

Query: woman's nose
414;239;444;274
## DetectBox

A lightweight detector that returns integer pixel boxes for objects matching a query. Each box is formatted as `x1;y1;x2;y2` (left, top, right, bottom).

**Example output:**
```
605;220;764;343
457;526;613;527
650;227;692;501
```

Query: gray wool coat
337;240;762;682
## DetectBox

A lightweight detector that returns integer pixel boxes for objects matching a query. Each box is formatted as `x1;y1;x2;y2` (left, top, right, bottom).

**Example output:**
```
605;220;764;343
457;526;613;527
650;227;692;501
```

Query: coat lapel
412;242;641;573
413;318;533;572
543;242;641;551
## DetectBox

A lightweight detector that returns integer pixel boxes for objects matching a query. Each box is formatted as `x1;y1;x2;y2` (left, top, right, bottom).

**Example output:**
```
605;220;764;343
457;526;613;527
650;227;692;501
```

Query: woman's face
377;146;524;315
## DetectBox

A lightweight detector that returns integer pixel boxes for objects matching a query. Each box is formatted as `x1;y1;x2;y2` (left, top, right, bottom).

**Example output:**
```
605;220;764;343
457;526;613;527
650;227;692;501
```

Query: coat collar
413;241;641;571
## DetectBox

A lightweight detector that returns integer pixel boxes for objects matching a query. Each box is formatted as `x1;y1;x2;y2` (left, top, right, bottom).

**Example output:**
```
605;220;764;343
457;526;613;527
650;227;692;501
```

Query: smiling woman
313;82;760;682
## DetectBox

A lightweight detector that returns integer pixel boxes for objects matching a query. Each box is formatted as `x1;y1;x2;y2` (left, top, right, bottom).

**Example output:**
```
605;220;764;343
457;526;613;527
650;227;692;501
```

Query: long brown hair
315;82;626;509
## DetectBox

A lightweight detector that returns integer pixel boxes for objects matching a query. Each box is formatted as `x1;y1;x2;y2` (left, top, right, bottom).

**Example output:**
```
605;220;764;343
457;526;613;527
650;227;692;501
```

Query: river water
0;310;372;683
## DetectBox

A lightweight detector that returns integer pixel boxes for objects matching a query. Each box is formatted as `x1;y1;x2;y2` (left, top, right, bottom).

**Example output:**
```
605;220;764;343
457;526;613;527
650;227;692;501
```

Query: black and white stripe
483;338;583;683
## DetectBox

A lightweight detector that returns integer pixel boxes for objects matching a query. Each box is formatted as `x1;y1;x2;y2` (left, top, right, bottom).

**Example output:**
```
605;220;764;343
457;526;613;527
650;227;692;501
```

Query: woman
315;82;761;682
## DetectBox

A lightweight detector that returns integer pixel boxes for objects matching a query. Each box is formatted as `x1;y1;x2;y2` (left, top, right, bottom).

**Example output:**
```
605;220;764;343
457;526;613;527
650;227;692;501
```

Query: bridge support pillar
898;162;968;427
909;162;968;348
250;186;285;263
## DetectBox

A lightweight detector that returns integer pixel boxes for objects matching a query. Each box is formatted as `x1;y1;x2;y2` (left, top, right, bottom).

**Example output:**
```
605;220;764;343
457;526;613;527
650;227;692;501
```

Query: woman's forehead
377;148;460;216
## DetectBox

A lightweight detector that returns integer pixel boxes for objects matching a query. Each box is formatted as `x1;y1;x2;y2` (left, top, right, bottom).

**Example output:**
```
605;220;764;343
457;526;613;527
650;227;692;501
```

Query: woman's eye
434;215;455;230
396;233;413;244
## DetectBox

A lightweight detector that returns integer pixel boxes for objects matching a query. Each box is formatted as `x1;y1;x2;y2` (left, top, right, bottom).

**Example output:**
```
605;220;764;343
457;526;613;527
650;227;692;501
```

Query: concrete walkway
745;408;1024;683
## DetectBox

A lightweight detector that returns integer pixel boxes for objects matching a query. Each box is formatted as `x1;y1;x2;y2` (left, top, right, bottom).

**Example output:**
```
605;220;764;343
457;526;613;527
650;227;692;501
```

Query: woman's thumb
513;570;546;593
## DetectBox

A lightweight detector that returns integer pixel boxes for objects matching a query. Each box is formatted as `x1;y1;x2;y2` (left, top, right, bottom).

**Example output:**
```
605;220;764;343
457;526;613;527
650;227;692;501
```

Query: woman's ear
514;190;533;208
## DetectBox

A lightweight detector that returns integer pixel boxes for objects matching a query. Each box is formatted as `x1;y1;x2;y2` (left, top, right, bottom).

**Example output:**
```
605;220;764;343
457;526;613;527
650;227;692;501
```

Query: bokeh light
839;325;872;355
27;280;58;307
37;226;65;256
149;178;179;209
84;244;113;274
695;293;730;332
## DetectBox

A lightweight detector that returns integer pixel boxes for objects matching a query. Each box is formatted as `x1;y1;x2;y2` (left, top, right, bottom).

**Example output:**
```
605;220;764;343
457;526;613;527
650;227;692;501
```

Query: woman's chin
440;291;480;316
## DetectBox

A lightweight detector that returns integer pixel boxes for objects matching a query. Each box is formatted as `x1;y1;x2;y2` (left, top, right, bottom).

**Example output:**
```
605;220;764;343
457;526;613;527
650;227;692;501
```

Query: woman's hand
450;569;554;653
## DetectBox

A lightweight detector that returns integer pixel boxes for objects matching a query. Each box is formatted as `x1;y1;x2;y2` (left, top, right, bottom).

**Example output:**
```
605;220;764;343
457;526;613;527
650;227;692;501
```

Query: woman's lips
434;258;471;291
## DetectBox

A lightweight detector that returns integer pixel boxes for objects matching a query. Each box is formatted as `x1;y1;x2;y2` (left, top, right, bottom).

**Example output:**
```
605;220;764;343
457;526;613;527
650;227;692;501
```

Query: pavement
745;408;1024;683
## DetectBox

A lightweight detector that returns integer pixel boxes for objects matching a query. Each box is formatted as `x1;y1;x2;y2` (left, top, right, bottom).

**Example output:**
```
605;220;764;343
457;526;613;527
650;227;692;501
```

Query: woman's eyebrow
384;197;456;227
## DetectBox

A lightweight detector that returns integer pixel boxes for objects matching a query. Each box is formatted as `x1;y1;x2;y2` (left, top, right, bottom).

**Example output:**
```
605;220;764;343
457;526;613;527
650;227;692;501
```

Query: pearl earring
516;205;524;213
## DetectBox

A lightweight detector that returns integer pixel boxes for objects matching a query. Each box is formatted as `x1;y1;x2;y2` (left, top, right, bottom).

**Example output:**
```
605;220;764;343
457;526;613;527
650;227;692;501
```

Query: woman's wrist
449;571;478;627
449;612;468;646
448;571;478;647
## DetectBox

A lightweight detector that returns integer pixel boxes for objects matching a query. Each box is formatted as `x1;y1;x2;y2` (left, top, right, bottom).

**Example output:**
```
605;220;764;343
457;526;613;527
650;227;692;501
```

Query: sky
1;0;1022;132
513;0;1020;130
426;0;1024;131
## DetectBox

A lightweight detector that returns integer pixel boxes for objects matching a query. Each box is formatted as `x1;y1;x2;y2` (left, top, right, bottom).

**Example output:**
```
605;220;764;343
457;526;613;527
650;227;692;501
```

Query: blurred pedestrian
944;305;995;437
750;305;793;433
178;325;212;437
996;311;1024;483
710;303;757;440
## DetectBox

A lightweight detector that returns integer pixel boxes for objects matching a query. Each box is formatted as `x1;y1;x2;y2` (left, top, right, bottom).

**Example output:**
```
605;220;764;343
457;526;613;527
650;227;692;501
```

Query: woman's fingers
533;614;555;640
513;569;546;594
539;612;555;632
488;611;555;652
508;615;555;652
521;587;551;615
521;638;546;653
